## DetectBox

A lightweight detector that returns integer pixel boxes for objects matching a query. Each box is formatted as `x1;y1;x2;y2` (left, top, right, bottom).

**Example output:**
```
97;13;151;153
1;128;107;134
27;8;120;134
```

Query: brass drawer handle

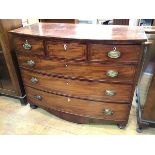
67;98;71;102
31;77;38;84
106;70;118;78
103;108;113;116
23;40;31;50
27;60;35;67
108;47;121;59
64;43;67;50
105;90;116;96
34;95;42;100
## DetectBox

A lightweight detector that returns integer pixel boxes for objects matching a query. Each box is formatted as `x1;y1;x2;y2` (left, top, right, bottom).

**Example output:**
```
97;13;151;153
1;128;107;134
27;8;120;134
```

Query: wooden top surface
10;23;147;41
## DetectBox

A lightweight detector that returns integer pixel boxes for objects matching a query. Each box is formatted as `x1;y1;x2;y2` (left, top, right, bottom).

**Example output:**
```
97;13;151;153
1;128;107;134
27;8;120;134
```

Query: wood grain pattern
46;40;86;60
0;19;24;97
90;44;141;64
45;107;128;124
17;54;136;83
14;36;44;55
25;86;130;121
21;69;132;103
9;23;147;42
10;23;146;125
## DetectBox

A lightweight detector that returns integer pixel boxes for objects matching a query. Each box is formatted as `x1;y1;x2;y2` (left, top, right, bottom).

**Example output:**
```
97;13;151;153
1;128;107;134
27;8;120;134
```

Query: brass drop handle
31;77;38;84
105;90;116;96
27;60;35;67
64;43;67;50
23;40;31;50
108;47;121;59
103;108;113;116
34;95;42;100
106;70;118;78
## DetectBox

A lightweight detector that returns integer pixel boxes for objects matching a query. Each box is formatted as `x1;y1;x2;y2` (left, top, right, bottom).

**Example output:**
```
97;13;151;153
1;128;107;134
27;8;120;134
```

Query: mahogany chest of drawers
10;23;146;128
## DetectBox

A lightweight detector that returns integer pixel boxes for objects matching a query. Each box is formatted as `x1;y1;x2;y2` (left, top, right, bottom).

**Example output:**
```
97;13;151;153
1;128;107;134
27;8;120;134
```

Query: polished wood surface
17;54;136;83
14;36;44;55
90;44;141;64
10;23;147;41
26;86;130;121
0;19;25;98
10;23;146;126
46;40;86;60
39;19;77;24
21;69;132;103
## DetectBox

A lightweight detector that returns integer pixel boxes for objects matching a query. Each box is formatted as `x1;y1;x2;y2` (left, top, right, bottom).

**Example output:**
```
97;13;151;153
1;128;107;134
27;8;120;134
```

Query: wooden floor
0;95;155;135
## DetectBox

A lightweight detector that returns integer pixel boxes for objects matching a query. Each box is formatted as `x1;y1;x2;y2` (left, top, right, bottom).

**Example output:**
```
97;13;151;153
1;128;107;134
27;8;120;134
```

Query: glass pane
138;35;155;107
0;42;14;90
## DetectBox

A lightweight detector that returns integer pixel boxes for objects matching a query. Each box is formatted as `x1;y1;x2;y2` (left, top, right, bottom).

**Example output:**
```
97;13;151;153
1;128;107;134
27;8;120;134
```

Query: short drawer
26;86;131;121
17;55;136;83
46;40;86;60
21;69;133;102
90;44;142;64
14;36;44;55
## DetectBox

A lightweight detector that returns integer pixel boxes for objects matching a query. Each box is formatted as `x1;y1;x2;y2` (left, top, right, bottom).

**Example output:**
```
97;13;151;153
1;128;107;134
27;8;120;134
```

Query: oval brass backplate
105;90;116;96
106;70;118;78
34;95;42;100
108;50;121;59
102;108;113;116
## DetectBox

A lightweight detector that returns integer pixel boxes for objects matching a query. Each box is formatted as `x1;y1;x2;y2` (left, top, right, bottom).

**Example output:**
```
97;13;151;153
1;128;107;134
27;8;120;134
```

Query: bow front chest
10;23;146;128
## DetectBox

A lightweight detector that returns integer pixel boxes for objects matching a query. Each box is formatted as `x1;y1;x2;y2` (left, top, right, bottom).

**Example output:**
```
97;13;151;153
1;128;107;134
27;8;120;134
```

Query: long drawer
17;54;136;83
90;44;142;64
21;69;133;102
25;86;131;121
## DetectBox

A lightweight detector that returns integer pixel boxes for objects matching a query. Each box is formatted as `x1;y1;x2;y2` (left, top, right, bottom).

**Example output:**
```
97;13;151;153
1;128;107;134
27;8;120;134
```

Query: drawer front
90;44;141;63
17;55;136;83
26;86;130;121
21;70;132;102
46;41;86;60
14;36;44;55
